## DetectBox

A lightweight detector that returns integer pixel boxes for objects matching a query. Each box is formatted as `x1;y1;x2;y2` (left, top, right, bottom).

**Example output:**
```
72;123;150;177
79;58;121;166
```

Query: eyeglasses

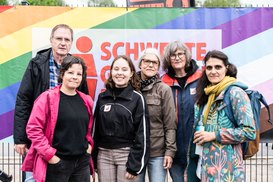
170;52;185;60
53;36;72;44
142;59;159;66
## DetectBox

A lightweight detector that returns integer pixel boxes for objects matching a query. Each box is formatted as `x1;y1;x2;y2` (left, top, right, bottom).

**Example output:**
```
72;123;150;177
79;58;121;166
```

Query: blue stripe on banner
0;82;20;115
156;8;257;29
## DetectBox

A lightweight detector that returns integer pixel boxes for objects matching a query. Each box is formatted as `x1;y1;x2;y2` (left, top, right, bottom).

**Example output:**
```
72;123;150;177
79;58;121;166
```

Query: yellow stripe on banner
0;6;71;38
0;7;137;64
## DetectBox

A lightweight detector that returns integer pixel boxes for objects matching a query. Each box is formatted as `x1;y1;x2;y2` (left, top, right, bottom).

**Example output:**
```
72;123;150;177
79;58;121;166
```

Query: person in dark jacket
161;40;202;182
92;55;150;182
137;48;177;182
13;24;89;182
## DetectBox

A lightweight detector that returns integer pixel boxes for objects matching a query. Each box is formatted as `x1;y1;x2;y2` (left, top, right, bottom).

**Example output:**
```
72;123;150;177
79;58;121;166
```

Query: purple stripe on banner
216;8;273;48
0;110;14;140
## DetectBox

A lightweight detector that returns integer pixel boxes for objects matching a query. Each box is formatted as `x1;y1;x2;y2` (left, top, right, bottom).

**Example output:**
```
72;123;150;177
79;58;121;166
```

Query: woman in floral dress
187;50;256;182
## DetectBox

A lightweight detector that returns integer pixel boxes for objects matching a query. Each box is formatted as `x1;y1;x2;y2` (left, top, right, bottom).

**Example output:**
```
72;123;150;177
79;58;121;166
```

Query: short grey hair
50;24;73;41
138;48;161;68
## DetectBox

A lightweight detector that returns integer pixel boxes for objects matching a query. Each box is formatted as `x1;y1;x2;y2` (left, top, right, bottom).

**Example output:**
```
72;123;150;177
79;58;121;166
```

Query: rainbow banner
1;6;273;142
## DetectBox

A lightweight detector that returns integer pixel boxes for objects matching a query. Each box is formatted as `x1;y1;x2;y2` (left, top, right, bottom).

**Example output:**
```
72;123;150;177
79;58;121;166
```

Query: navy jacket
161;60;201;167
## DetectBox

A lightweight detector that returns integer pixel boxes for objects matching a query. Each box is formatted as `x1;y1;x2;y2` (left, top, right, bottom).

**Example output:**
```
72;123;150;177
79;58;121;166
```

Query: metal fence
0;143;22;182
1;142;273;182
244;143;273;181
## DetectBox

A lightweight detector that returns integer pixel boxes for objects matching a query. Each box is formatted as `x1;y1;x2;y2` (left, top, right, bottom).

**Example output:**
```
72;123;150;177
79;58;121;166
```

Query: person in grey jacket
138;48;177;182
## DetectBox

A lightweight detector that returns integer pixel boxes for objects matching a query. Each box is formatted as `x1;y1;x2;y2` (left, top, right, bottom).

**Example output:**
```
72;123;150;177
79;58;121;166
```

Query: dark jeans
169;161;186;182
46;153;90;182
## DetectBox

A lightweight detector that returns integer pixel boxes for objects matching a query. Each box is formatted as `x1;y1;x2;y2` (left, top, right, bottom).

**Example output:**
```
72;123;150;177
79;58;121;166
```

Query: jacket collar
141;77;161;91
52;84;62;93
52;84;82;95
34;48;72;64
162;70;202;87
101;84;135;101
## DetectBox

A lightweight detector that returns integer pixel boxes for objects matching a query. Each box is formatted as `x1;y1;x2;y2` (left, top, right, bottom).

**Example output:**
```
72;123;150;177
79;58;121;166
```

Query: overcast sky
241;0;273;6
64;0;273;7
64;0;127;7
113;0;127;7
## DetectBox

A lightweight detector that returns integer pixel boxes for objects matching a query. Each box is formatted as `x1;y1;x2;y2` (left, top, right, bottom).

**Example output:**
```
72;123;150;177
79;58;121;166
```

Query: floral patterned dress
190;86;256;182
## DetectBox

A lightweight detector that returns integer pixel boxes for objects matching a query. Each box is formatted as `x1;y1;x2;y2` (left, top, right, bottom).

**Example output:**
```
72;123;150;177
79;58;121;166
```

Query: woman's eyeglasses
142;59;159;66
170;52;185;60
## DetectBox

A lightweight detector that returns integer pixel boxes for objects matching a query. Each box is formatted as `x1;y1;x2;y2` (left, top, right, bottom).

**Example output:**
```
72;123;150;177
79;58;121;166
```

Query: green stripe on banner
93;8;195;29
0;52;31;89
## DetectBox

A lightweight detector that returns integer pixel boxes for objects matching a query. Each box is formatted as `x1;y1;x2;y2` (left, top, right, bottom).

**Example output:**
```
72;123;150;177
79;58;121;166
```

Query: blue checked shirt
49;52;61;89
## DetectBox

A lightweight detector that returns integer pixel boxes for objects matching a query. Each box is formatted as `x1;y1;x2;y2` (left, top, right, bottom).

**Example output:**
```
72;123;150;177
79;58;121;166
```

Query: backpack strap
223;85;236;125
252;90;273;125
224;85;273;125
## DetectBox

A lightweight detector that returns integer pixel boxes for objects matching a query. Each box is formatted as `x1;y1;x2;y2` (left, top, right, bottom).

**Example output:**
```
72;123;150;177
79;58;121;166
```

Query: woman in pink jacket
22;55;94;182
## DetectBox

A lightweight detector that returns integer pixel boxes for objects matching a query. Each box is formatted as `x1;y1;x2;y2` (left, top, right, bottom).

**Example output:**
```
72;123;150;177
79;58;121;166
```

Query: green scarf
203;76;237;124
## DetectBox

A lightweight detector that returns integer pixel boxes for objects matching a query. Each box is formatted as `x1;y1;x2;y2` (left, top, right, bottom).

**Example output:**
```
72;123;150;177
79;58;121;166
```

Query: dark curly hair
58;55;87;88
196;50;238;106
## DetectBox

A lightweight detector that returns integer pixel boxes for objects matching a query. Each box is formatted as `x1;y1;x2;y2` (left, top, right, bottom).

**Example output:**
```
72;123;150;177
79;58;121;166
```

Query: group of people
13;24;256;182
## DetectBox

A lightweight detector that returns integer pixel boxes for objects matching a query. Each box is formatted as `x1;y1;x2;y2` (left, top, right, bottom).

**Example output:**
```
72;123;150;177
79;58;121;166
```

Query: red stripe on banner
0;6;13;13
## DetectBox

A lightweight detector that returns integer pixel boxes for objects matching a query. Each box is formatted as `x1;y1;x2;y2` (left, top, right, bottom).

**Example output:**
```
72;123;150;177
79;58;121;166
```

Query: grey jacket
141;77;177;158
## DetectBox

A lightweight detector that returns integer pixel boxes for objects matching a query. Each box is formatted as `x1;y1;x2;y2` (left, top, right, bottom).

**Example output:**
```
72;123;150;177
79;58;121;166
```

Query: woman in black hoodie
92;55;150;182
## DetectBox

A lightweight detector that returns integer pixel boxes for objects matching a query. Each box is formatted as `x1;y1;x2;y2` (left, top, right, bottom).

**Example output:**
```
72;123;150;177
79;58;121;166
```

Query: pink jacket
22;85;94;182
